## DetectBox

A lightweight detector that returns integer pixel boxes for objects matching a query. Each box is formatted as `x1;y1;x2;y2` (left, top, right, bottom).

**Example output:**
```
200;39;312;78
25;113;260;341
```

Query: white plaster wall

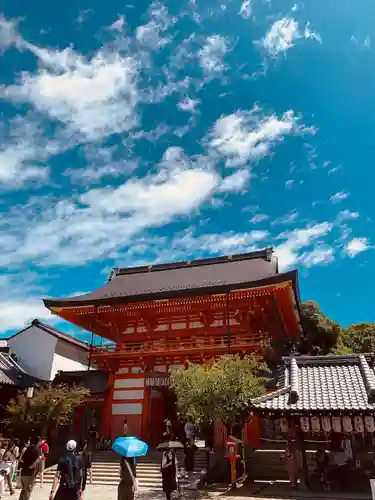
50;353;89;380
113;389;144;400
114;378;145;389
8;326;57;381
112;403;142;415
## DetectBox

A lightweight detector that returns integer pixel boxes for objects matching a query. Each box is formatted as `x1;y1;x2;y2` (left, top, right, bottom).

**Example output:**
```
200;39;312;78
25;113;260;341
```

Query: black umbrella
157;441;184;450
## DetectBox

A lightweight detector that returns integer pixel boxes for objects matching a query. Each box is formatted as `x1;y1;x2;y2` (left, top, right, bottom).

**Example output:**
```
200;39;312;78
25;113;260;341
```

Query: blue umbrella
112;437;148;457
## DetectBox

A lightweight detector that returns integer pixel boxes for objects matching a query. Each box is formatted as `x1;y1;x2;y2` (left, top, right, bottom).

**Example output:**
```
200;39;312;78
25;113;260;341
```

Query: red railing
90;331;267;359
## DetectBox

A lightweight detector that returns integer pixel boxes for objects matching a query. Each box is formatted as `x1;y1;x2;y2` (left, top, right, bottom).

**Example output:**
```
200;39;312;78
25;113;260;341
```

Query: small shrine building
43;248;302;445
252;354;375;485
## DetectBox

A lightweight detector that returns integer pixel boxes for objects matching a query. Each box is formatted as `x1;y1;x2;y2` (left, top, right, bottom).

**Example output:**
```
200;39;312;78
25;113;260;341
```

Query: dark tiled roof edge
112;248;275;277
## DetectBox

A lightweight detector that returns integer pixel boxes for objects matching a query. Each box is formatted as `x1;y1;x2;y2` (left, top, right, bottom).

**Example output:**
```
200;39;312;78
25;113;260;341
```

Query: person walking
118;456;136;500
283;440;298;488
18;436;40;500
49;440;83;500
161;449;177;500
38;437;49;488
184;439;197;487
123;418;128;437
3;441;18;492
79;441;92;495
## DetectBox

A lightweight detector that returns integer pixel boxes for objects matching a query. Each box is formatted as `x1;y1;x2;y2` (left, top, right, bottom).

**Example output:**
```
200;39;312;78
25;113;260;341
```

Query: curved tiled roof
252;354;375;412
43;249;299;308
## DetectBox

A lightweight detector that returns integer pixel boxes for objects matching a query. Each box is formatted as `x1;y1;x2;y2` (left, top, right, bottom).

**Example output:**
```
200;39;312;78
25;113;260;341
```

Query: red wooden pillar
75;406;84;436
245;415;261;448
141;386;151;441
101;372;116;438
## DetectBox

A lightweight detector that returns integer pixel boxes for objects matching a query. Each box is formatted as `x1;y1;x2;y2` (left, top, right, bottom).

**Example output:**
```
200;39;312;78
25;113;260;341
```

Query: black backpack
61;454;81;489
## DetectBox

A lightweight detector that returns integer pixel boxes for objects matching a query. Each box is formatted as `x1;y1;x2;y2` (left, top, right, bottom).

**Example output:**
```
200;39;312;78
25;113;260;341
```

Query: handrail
90;331;267;357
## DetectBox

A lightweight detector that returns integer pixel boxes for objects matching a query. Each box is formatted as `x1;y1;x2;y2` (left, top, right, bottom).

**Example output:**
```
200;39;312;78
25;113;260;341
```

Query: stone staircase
41;448;207;490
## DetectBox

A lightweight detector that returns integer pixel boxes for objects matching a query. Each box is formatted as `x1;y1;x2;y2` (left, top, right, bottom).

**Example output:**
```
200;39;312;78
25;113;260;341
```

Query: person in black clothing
79;441;92;493
161;450;177;500
49;440;82;500
18;436;41;500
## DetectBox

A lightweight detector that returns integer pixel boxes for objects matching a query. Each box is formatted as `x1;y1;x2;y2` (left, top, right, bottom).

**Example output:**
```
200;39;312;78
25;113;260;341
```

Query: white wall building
7;319;91;381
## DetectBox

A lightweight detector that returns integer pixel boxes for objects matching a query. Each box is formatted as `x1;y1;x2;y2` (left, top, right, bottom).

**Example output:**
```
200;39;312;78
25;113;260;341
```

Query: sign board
145;373;171;388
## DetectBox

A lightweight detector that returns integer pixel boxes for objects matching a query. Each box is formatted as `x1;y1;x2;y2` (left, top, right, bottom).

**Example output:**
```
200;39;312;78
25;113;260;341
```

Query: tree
170;355;268;429
341;323;375;353
298;301;342;355
7;384;89;438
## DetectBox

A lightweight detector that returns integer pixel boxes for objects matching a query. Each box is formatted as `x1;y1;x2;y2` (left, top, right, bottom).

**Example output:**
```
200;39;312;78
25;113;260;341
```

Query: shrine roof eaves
252;354;375;413
43;266;299;309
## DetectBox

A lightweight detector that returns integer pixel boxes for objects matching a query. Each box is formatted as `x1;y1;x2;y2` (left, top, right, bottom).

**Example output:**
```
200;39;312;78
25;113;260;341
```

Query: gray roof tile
0;352;39;387
252;354;375;412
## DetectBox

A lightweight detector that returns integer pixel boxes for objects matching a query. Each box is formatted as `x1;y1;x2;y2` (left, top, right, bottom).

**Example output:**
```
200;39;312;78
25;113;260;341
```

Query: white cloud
336;210;359;222
0;16;20;51
275;222;333;269
239;0;252;19
271;210;298;226
219;169;251;192
300;247;334;267
261;17;321;56
135;1;172;50
198;35;228;74
177;97;200;113
176;230;269;255
285;179;295;189
344;237;370;257
250;213;268;224
0;116;53;186
0;300;53;331
330;190;350;204
109;15;126;32
3;46;139;142
208;107;304;167
0;147;249;267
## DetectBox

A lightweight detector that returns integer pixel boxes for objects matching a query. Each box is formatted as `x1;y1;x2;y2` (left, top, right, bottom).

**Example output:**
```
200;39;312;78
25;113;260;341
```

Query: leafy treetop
170;354;268;428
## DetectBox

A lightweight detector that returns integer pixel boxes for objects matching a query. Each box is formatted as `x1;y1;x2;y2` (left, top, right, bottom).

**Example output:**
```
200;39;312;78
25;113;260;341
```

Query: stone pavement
6;484;372;500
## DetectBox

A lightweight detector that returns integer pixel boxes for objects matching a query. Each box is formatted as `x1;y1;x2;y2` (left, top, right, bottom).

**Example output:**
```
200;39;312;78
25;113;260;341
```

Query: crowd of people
0;435;92;500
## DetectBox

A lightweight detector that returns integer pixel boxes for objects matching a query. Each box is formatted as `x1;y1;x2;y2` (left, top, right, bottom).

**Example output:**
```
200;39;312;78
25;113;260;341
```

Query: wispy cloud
275;222;333;269
260;17;321;56
250;213;268;224
198;35;229;74
208;107;308;167
330;190;350;204
344;237;371;257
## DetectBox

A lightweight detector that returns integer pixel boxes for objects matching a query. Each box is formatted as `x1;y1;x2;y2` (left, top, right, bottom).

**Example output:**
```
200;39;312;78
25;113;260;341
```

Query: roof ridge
252;385;291;404
113;248;274;277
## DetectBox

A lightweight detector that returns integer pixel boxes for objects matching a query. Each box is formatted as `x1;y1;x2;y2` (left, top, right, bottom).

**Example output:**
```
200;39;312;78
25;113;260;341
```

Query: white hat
66;440;77;451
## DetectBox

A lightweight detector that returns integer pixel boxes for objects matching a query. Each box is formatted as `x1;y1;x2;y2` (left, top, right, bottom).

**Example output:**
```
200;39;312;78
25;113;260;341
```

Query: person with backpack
49;440;83;500
38;437;49;488
18;436;40;500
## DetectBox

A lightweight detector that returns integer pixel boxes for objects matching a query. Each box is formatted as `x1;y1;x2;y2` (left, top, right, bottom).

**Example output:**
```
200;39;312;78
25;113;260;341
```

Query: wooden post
294;418;309;489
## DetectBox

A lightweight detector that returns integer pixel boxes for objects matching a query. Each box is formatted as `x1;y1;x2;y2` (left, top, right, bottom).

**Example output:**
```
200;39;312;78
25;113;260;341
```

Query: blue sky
0;0;374;341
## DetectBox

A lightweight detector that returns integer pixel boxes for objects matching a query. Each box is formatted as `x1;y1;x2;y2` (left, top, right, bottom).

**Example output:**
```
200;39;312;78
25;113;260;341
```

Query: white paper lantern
364;416;375;433
322;416;331;433
311;416;321;433
300;416;310;433
332;416;342;433
342;416;353;433
280;418;289;433
354;416;364;433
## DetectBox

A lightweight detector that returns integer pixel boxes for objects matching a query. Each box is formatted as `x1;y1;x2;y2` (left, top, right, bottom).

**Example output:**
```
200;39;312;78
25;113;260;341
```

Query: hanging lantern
300;416;310;433
311;416;321;433
354;416;364;433
365;416;375;433
322;416;332;433
279;418;289;434
332;416;342;433
342;416;353;433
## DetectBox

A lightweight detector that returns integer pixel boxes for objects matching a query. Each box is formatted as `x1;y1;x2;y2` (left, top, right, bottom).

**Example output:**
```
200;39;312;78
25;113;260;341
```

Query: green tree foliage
7;384;89;438
341;323;375;353
170;354;268;427
298;301;342;355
